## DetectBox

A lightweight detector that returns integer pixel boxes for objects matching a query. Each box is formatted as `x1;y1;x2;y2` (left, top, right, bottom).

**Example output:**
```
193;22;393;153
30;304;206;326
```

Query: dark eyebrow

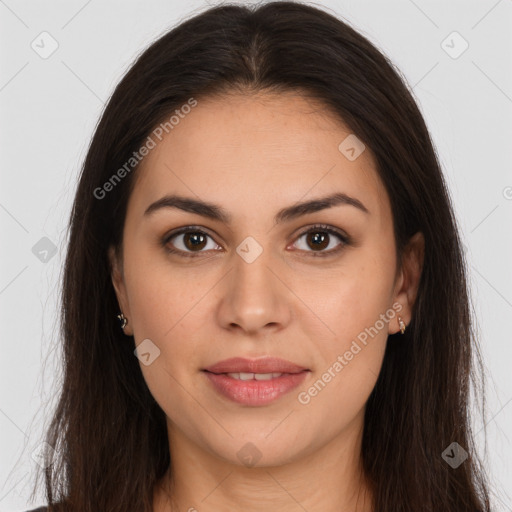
143;192;369;224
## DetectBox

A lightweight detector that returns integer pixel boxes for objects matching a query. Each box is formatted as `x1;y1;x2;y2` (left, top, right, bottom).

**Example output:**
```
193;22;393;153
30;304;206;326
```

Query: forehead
128;91;390;224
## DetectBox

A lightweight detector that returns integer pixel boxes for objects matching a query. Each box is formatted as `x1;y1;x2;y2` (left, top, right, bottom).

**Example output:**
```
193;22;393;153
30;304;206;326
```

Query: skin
109;91;424;512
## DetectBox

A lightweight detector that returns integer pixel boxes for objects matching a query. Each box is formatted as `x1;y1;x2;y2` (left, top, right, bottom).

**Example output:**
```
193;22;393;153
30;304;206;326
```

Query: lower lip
203;370;309;406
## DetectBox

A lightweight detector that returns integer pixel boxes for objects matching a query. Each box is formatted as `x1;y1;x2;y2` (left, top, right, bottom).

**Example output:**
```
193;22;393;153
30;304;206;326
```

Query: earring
398;316;406;335
117;312;128;330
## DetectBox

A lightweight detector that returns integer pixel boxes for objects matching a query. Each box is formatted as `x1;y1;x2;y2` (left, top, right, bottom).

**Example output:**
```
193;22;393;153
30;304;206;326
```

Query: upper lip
203;357;309;374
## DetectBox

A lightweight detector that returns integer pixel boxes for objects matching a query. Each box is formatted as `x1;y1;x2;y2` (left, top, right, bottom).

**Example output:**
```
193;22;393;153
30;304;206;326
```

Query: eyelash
161;224;351;259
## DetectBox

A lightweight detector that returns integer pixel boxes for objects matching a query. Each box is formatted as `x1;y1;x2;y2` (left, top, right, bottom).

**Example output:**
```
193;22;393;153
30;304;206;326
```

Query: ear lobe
108;245;134;335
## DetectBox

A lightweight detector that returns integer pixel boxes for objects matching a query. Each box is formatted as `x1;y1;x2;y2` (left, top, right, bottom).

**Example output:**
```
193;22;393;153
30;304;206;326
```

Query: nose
216;243;292;336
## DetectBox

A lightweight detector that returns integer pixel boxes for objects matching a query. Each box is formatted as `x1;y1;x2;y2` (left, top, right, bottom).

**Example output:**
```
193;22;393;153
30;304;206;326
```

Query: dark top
24;508;47;512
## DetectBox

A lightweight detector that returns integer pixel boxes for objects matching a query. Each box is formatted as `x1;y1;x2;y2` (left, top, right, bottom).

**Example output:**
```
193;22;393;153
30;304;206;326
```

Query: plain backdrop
1;0;511;510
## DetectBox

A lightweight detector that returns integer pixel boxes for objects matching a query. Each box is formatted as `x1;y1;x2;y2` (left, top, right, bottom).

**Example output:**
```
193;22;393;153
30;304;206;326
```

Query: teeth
254;372;283;380
226;372;283;380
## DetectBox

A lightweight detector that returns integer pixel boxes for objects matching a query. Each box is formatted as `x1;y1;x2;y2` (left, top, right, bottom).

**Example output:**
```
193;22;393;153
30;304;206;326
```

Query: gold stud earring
398;316;406;335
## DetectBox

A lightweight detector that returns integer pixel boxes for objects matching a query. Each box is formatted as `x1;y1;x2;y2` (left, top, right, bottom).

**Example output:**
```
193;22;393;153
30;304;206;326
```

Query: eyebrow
143;192;369;224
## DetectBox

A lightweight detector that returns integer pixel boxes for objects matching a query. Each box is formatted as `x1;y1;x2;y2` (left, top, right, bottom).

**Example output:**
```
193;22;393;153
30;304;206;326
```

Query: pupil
308;232;328;250
185;233;206;250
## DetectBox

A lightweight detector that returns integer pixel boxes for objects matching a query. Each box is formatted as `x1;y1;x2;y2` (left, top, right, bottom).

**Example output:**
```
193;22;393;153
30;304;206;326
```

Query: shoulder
23;507;47;512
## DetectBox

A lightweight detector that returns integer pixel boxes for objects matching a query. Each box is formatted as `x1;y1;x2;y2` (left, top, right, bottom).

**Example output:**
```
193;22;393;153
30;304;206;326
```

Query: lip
202;357;310;406
203;370;309;406
203;356;309;374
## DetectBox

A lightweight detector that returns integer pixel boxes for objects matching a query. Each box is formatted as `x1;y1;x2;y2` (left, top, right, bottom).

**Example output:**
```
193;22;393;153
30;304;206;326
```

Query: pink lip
203;356;308;374
202;357;310;406
203;370;309;406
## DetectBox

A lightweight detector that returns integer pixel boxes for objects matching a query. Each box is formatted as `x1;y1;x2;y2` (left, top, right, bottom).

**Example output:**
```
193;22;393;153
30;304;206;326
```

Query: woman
26;1;491;511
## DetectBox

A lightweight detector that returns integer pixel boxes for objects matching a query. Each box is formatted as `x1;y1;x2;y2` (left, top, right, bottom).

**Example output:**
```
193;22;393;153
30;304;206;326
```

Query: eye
291;224;349;257
162;227;221;257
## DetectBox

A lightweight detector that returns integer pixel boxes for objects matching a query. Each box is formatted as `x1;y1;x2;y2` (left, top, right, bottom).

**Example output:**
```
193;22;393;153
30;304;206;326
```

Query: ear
389;231;424;334
108;245;133;336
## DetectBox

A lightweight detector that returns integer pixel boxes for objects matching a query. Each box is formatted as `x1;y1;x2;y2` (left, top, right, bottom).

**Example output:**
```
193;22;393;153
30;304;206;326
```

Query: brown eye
164;228;220;256
292;225;349;256
183;232;208;251
305;231;329;251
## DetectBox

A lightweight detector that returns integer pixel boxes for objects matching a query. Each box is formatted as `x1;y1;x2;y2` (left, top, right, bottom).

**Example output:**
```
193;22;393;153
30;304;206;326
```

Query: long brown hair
32;2;491;511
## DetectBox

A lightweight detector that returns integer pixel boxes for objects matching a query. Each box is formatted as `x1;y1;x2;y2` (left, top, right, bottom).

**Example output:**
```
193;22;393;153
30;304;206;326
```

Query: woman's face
110;91;422;469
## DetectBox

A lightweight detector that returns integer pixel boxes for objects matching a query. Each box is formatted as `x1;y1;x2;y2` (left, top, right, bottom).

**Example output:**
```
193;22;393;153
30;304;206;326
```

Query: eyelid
161;223;351;258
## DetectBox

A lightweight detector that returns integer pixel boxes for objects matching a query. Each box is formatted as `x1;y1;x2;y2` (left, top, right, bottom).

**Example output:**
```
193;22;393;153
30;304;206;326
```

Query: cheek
297;287;389;433
123;245;201;337
129;269;201;423
303;246;395;340
296;249;394;405
123;251;209;370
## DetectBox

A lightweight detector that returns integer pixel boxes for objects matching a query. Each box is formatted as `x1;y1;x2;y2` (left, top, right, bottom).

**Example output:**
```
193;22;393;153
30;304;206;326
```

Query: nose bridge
217;235;290;333
234;239;274;291
233;236;278;304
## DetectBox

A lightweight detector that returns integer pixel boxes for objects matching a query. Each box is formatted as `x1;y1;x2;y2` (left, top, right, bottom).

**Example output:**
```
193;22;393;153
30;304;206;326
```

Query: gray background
1;0;511;510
